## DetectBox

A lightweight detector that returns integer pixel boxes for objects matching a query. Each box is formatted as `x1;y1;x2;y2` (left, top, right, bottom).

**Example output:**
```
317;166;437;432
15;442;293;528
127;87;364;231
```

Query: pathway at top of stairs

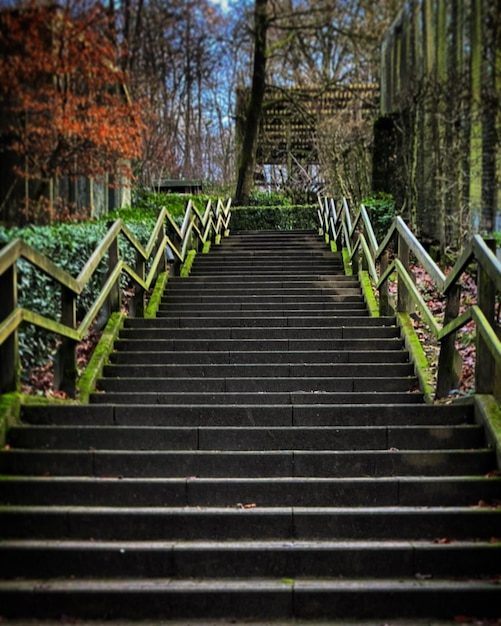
0;229;500;623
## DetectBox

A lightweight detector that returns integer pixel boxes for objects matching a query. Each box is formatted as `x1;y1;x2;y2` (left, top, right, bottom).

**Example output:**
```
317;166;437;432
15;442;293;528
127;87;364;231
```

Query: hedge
230;205;317;231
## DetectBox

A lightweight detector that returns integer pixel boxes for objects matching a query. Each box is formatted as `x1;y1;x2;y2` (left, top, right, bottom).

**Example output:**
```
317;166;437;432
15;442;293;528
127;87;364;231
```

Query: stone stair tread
116;334;403;344
125;315;394;324
96;378;418;395
89;391;425;405
20;402;474;426
0;448;494;479
2;475;499;508
101;363;415;377
109;350;411;364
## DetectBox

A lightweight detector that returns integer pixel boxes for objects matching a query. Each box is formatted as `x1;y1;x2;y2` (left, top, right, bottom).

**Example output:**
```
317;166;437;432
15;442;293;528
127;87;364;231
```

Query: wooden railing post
379;251;391;316
0;261;19;393
56;285;77;397
330;199;343;251
156;224;167;279
397;233;411;313
351;244;360;275
130;250;145;318
476;239;496;394
107;226;121;313
436;284;461;398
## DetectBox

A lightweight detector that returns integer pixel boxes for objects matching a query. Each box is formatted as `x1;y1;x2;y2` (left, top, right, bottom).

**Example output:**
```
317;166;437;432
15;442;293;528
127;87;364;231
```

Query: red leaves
21;325;101;398
0;2;144;186
402;262;480;397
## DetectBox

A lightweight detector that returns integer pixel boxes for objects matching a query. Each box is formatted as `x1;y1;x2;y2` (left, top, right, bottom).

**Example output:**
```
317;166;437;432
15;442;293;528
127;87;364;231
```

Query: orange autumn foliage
0;2;143;189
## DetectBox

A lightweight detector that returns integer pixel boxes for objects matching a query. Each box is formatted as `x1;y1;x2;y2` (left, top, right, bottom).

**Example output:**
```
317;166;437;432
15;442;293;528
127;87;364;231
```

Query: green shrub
230;205;317;231
0;216;159;378
0;192;219;380
131;191;218;225
248;191;292;207
361;192;397;242
491;232;501;250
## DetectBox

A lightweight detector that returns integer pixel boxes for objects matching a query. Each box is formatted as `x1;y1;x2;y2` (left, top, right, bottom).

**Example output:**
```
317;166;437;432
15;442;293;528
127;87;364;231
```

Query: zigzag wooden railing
0;198;231;398
318;195;501;400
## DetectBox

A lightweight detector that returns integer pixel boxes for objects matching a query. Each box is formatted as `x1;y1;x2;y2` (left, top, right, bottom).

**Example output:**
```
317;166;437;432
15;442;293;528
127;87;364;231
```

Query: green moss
21;395;78;406
397;312;434;403
144;272;169;319
330;239;337;252
77;312;125;404
0;393;21;446
473;395;501;466
342;248;353;276
202;241;211;254
359;270;379;317
180;250;196;277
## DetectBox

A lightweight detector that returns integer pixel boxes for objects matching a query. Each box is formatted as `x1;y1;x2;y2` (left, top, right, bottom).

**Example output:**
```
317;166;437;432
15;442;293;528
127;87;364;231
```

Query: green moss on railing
342;249;353;275
359;271;379;317
474;395;501;467
397;312;434;404
77;312;125;404
181;250;196;277
144;272;169;319
0;392;21;447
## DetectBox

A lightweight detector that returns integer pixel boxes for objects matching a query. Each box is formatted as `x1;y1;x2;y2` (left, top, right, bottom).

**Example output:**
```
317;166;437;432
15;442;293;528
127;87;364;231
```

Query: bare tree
234;0;269;205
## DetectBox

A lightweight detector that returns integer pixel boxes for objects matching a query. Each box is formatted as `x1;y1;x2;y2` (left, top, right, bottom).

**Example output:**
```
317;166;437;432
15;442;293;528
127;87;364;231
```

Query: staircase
1;229;500;622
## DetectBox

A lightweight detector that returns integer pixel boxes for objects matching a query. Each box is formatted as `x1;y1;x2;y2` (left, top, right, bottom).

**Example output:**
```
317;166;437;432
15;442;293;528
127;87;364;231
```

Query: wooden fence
318;196;501;400
0;198;231;397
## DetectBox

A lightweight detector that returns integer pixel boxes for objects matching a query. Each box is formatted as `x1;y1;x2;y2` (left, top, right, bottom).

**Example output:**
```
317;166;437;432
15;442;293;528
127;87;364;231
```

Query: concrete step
157;303;368;314
187;267;346;276
1;539;499;579
133;315;390;328
161;291;364;307
189;260;345;269
193;253;342;261
0;576;499;621
2;506;500;541
166;277;358;288
156;307;370;317
119;325;400;340
109;349;411;365
2;476;499;507
7;424;482;451
88;391;425;405
20;403;474;427
101;362;415;379
113;337;405;352
96;375;417;393
0;449;494;478
124;315;395;327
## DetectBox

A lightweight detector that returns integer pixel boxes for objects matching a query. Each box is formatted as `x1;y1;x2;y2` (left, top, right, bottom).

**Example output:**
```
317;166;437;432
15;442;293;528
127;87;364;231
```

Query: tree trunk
234;0;268;206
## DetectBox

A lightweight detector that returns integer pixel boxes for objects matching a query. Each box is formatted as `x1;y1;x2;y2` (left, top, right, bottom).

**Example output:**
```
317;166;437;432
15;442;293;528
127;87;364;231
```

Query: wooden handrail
318;194;501;400
0;198;232;397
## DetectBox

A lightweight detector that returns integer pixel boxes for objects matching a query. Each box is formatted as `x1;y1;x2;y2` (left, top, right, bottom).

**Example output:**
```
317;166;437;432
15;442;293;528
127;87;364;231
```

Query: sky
208;0;231;13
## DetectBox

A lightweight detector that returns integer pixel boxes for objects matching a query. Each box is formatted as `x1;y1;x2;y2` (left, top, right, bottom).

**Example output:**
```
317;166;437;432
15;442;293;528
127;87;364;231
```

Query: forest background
0;0;401;223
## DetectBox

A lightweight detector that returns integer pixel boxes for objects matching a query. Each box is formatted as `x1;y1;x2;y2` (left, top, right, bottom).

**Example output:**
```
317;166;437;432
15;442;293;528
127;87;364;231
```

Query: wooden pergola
236;84;380;166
